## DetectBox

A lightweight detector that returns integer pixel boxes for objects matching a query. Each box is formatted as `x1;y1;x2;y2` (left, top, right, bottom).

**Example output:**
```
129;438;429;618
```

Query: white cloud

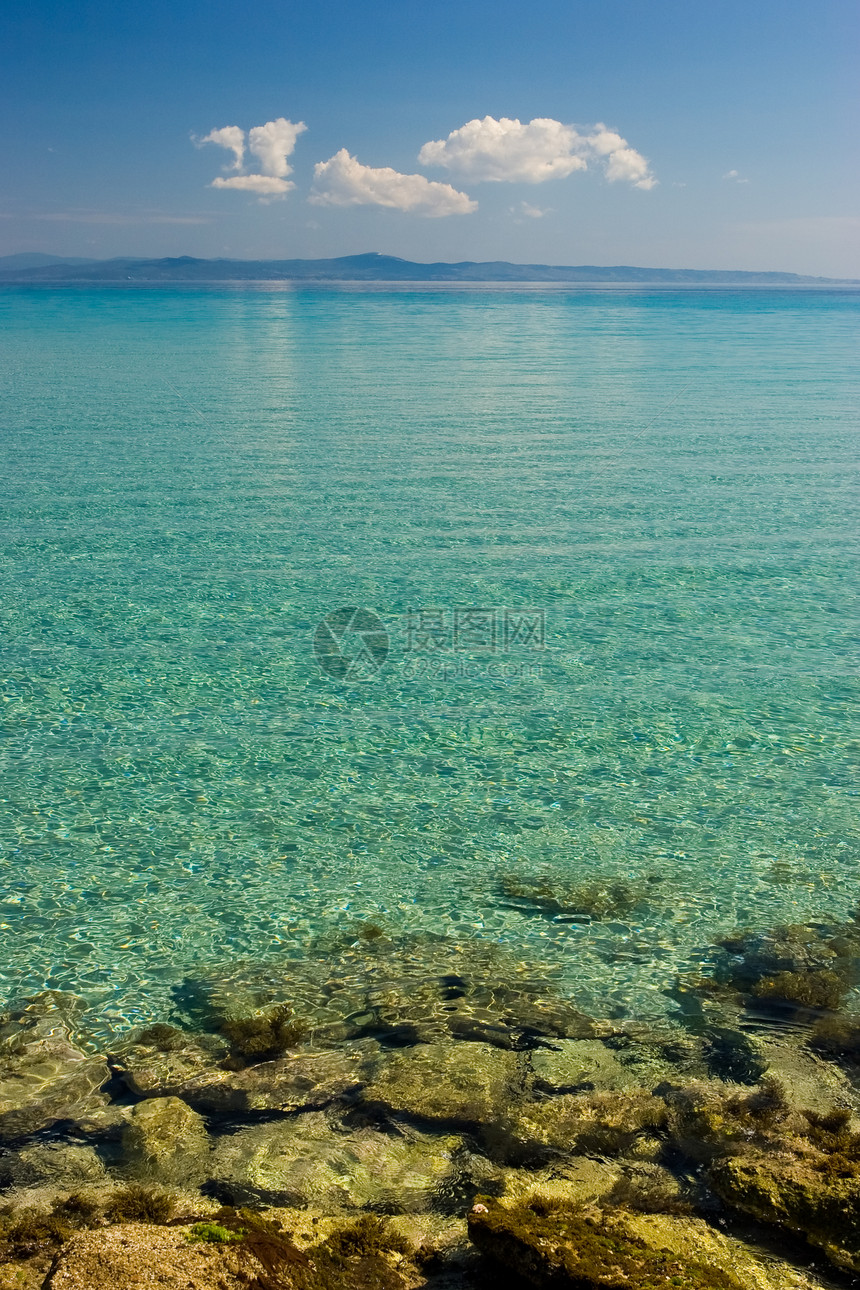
586;127;657;189
723;169;749;184
211;175;293;195
196;125;245;171
248;118;307;178
310;149;477;216
197;118;306;200
512;201;550;219
419;117;585;183
419;115;656;190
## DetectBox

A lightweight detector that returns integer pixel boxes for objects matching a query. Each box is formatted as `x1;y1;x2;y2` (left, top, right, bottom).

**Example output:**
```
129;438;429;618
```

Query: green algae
186;1221;246;1244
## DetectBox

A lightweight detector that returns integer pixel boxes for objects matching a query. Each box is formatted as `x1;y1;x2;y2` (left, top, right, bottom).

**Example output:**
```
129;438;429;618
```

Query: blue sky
2;0;858;273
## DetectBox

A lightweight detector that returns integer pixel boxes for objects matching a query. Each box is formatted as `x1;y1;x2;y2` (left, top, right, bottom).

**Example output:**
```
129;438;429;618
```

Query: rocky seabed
3;920;860;1289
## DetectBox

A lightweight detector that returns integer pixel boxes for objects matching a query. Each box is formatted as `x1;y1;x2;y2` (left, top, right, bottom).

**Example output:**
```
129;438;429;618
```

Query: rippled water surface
1;284;858;1037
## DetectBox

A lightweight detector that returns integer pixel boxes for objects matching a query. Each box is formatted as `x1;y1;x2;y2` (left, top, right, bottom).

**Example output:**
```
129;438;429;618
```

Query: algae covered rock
42;1220;254;1289
109;1026;229;1098
179;932;593;1053
530;1039;638;1094
499;870;648;921
44;1213;421;1290
114;1025;372;1114
709;1153;860;1274
665;1075;860;1274
362;1041;524;1129
511;1089;668;1159
0;1142;105;1191
0;994;109;1140
687;917;860;1018
209;1112;492;1211
122;1096;210;1184
178;1044;372;1115
467;1195;745;1289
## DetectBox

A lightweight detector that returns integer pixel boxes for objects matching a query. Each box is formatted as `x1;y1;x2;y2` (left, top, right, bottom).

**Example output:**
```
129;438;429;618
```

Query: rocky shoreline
3;912;860;1288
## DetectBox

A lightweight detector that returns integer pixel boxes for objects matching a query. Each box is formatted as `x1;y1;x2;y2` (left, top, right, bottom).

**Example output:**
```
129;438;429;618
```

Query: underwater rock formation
112;1030;373;1115
208;1111;494;1212
43;1211;423;1290
467;1195;747;1289
0;994;110;1141
121;1096;210;1185
362;1040;525;1133
499;870;649;921
682;915;860;1018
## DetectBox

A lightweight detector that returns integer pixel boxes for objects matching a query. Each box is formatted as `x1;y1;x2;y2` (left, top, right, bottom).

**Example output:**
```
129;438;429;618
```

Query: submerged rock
684;917;860;1020
178;932;594;1053
709;1153;860;1275
0;994;109;1140
209;1112;493;1212
530;1039;638;1094
467;1195;747;1289
112;1026;372;1116
175;1045;373;1115
362;1041;525;1131
510;1089;668;1160
109;1026;229;1098
499;870;649;921
0;1142;105;1191
665;1076;860;1273
121;1096;210;1184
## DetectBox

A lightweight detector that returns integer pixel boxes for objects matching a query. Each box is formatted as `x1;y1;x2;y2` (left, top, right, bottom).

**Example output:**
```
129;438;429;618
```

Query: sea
1;283;858;1042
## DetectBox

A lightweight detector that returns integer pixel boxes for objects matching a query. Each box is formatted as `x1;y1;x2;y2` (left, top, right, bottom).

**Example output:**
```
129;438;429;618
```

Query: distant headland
0;251;855;285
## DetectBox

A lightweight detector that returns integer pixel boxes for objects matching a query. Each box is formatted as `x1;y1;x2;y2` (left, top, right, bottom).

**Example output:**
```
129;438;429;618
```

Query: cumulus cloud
310;149;477;216
196;118;306;200
723;168;749;184
419;115;656;190
196;125;245;171
419;117;585;183
586;126;657;189
248;118;307;177
211;174;293;195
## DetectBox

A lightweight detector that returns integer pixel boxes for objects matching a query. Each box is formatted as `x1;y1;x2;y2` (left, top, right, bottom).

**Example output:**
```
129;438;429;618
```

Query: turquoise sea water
1;284;858;1039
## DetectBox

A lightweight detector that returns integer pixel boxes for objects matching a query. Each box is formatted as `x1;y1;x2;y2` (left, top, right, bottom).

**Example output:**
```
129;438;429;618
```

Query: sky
1;0;858;275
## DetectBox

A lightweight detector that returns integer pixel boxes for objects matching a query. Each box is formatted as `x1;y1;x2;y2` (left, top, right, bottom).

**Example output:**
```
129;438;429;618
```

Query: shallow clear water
1;284;858;1038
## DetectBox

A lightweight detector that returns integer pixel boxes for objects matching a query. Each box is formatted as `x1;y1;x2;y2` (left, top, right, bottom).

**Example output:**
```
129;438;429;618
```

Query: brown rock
43;1222;249;1289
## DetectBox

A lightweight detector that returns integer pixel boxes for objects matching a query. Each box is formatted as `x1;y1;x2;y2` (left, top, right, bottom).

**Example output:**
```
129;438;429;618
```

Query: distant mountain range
0;251;855;285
